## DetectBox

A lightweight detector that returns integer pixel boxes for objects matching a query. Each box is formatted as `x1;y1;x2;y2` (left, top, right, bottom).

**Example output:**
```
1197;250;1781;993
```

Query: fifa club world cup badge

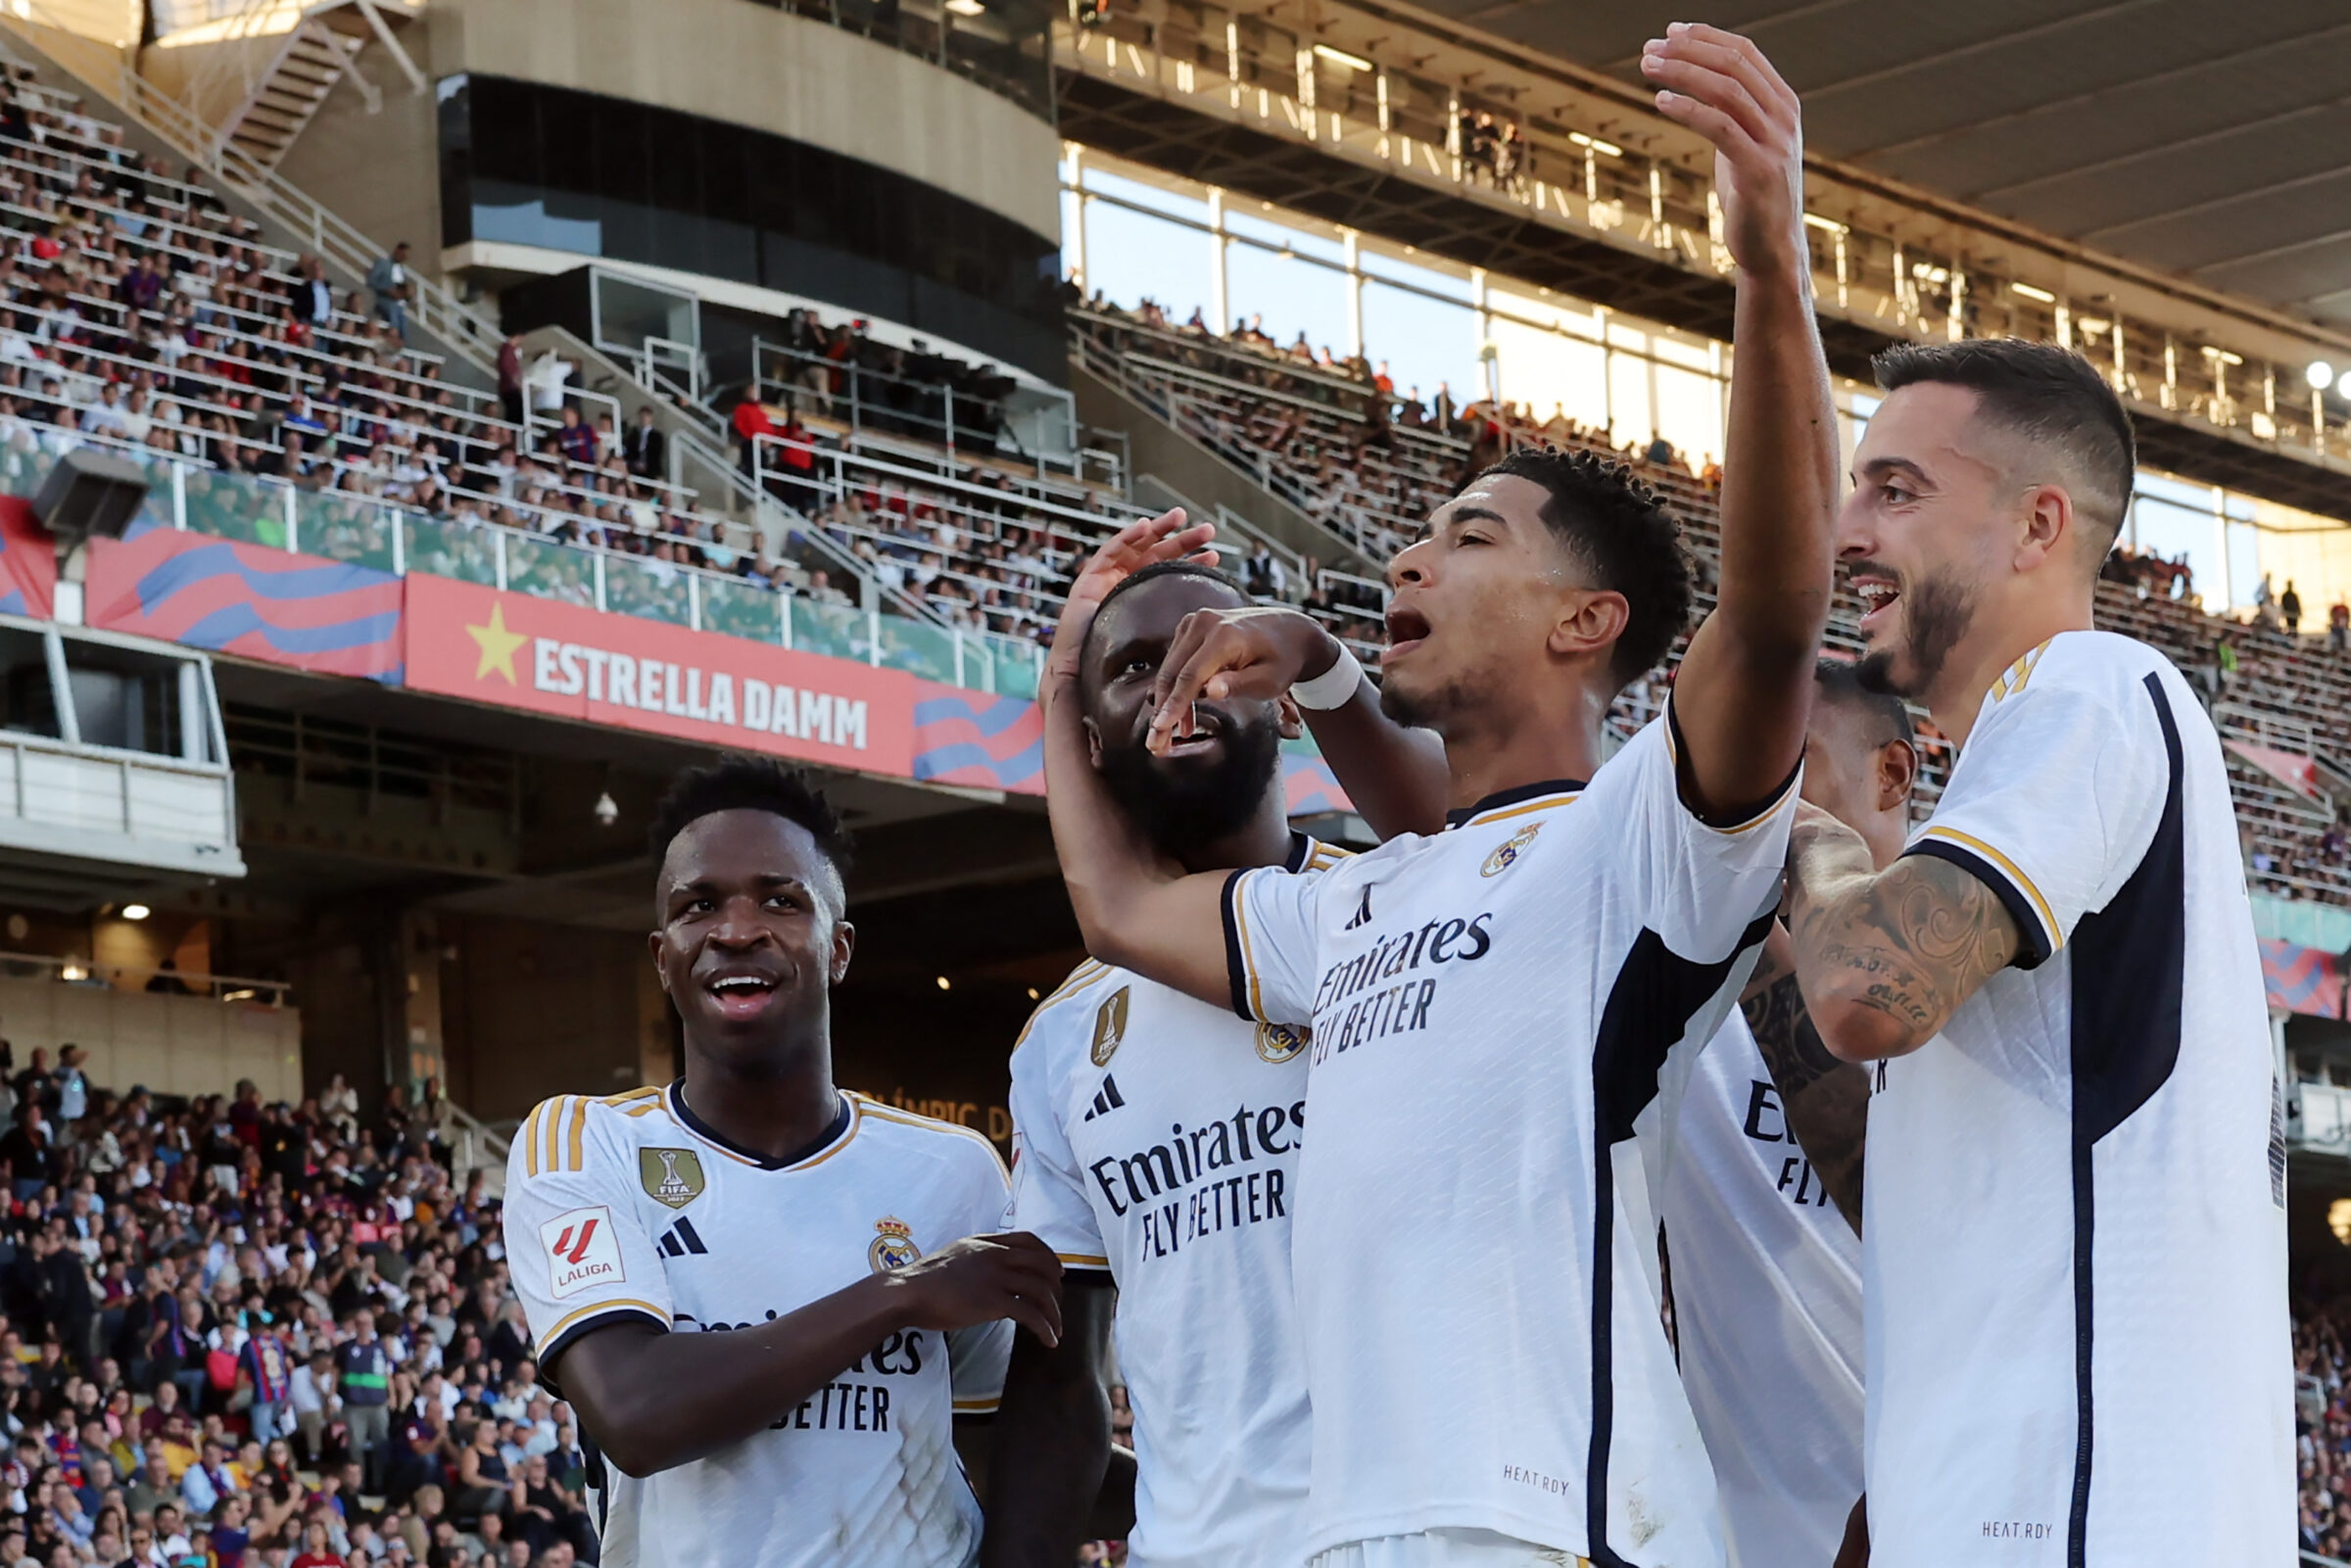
639;1148;707;1210
1090;986;1131;1068
869;1216;922;1273
1481;822;1542;878
1255;1022;1309;1064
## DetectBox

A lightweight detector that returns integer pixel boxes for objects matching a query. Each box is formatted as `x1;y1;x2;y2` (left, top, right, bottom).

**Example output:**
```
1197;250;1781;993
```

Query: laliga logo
552;1216;599;1264
869;1216;922;1273
540;1207;625;1301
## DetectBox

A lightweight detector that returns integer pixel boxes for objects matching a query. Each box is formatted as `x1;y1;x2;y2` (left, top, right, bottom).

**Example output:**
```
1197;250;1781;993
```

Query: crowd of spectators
2099;542;2195;603
2300;1303;2351;1560
0;1039;595;1568
760;307;1019;452
0;63;832;613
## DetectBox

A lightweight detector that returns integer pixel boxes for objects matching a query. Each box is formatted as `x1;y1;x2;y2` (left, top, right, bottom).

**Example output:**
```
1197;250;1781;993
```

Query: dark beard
1094;711;1285;852
1855;570;1977;698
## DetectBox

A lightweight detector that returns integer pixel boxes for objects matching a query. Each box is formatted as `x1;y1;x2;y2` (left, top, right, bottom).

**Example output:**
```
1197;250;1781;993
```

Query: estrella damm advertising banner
402;574;918;776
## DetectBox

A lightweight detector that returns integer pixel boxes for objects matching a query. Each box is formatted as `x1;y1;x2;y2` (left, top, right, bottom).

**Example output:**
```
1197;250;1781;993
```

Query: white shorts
1309;1530;1587;1568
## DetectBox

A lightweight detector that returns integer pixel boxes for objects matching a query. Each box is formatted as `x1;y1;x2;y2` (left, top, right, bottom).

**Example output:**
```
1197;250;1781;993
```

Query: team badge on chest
1481;822;1542;877
869;1216;922;1272
639;1148;707;1210
1090;985;1131;1067
1256;1022;1309;1064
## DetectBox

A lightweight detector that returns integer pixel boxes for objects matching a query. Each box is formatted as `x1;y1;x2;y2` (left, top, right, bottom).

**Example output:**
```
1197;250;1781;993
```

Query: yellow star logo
465;600;529;685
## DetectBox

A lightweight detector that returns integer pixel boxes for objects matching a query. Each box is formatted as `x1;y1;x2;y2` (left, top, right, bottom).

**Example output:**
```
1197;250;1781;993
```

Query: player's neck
1926;594;2095;748
678;1031;842;1164
1169;794;1297;876
1441;685;1608;811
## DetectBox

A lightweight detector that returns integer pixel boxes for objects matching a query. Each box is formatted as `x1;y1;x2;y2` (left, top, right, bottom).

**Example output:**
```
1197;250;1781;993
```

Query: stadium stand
0;52;2339;909
0;1041;586;1568
0;60;892;628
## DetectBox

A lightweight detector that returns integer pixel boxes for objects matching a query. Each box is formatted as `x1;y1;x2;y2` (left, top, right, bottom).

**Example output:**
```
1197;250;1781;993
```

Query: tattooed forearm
1741;973;1867;1232
1786;843;2022;1063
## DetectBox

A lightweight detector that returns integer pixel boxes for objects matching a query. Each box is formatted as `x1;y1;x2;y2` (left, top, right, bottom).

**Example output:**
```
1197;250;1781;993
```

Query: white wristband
1290;645;1366;711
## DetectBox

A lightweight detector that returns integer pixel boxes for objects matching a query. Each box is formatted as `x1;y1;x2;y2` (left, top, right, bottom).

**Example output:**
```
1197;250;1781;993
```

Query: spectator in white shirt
82;381;126;437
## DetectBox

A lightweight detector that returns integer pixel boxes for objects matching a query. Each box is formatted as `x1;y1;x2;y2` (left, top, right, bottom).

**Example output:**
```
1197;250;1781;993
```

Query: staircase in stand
224;5;383;172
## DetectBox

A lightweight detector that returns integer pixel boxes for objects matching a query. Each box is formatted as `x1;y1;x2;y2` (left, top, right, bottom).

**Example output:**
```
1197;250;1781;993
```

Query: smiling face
1837;382;2024;699
649;808;851;1064
1379;473;1617;737
1082;572;1295;852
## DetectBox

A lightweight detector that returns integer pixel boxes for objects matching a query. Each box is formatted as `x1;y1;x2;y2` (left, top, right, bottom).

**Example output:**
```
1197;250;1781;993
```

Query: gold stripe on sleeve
520;1103;548;1179
541;1298;671;1344
566;1099;589;1172
1919;826;2063;952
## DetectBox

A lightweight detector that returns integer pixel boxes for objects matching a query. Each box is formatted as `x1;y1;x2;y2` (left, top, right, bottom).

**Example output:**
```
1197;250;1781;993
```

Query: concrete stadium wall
230;0;1064;268
436;915;673;1123
0;976;302;1104
439;0;1059;243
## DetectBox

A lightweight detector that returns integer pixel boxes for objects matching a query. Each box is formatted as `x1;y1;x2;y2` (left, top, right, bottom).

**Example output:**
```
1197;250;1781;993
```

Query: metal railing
0;948;288;1005
1059;6;2351;474
752;337;1099;481
0;1;504;376
0;420;1050;700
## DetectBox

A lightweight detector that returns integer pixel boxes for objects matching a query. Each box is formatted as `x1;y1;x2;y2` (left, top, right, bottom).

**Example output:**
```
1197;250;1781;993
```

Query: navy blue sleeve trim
1220;868;1255;1022
1664;696;1804;832
537;1305;671;1390
1901;839;2054;972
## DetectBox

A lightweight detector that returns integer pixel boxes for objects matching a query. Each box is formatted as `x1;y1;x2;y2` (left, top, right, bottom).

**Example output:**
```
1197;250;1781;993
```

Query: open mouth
1383;604;1431;664
1851;575;1901;631
703;972;780;1020
1148;701;1228;760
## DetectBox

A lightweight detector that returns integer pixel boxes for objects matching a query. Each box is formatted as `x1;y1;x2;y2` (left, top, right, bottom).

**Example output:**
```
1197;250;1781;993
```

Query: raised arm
1782;802;2020;1064
1642;25;1836;817
1142;606;1452;839
1042;513;1250;1005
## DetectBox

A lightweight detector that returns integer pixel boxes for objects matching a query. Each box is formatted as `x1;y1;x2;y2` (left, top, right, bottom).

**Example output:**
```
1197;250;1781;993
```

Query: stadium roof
1396;0;2351;331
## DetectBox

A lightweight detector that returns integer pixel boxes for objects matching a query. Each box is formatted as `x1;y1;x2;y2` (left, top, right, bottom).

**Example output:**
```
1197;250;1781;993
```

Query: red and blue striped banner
85;525;403;682
0;497;54;620
2263;937;2345;1020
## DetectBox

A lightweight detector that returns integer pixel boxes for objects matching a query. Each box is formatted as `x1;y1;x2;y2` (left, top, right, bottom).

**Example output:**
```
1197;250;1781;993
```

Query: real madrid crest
868;1216;922;1273
1255;1022;1309;1064
638;1148;707;1210
1481;822;1542;878
1090;985;1131;1068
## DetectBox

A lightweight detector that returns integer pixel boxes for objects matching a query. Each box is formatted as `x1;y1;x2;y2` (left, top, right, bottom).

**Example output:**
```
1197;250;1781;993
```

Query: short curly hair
647;754;854;883
1463;447;1693;685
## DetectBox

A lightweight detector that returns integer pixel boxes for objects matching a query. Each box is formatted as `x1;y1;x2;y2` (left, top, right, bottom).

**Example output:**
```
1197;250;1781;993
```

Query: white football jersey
1223;704;1795;1564
1009;833;1343;1568
502;1084;1016;1568
1661;1012;1862;1568
1864;631;2291;1566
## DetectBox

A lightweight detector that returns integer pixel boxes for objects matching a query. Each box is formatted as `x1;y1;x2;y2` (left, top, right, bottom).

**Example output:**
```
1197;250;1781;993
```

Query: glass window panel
1361;281;1474;412
604;552;694;626
180;468;282;546
296;491;396;573
702;576;786;645
406;517;499;586
880;616;957;682
537;88;599;199
1224;209;1344;265
1080;203;1214;328
504;534;598;608
789;597;870;662
1080;168;1207;225
1225;244;1349;356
